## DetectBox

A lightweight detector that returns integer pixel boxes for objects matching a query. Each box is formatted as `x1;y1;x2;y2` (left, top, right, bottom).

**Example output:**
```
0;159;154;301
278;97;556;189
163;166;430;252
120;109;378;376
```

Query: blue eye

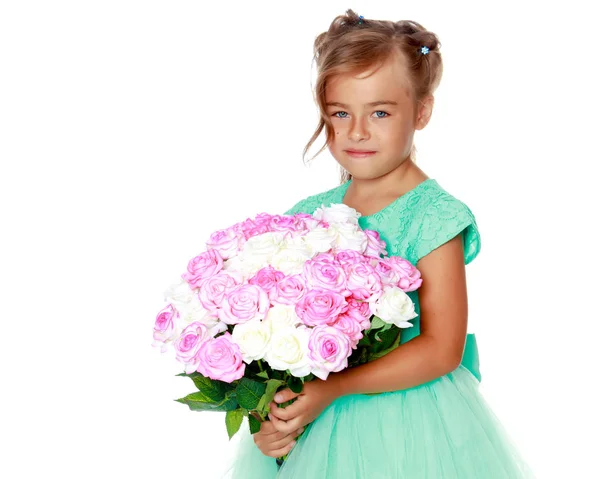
332;111;389;119
333;111;348;119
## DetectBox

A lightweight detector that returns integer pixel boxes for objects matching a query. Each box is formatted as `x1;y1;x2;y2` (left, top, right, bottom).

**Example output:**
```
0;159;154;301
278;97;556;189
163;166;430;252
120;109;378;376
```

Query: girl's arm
330;233;469;396
268;234;470;433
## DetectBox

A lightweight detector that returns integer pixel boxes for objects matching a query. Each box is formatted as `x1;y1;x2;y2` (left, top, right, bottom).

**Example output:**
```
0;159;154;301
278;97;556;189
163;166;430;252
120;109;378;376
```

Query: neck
348;158;428;198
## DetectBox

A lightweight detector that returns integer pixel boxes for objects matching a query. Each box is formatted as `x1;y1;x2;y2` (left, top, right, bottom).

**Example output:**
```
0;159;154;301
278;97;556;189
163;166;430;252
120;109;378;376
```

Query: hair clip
358;15;364;24
420;46;430;55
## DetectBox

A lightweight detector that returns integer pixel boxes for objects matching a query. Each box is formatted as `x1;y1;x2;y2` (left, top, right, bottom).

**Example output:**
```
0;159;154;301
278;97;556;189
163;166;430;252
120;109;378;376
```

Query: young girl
226;10;534;478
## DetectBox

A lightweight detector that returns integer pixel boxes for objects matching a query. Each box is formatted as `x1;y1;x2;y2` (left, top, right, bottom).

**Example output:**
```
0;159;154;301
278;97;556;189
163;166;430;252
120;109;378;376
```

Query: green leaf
373;324;396;346
236;378;267;410
256;379;286;415
175;372;234;403
175;390;238;412
370;329;403;360
225;409;244;439
256;370;269;379
220;392;240;411
248;414;261;434
287;375;304;394
368;315;386;331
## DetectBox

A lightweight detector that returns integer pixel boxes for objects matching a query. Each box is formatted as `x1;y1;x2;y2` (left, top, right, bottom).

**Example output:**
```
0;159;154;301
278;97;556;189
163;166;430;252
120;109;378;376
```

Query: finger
269;412;302;435
264;429;301;451
255;426;305;448
265;438;297;459
274;388;301;404
268;412;286;432
269;399;304;421
258;420;280;435
269;402;292;420
269;413;296;435
254;430;288;448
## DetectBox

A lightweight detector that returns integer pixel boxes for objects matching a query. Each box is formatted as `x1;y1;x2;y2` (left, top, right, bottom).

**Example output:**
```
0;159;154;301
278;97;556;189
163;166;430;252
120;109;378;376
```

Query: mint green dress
227;179;535;478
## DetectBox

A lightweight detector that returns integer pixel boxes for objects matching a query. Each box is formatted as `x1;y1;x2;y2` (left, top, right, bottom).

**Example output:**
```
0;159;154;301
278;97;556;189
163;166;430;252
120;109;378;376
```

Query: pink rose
197;272;240;312
269;214;308;234
245;224;271;239
312;252;336;263
363;229;389;258
206;228;244;260
386;257;423;292
331;312;364;349
307;325;353;380
345;261;383;301
196;332;245;383
174;322;210;374
303;255;347;294
230;221;244;236
346;298;372;329
152;304;179;353
248;266;285;301
335;250;368;266
373;259;401;288
218;284;270;325
273;274;307;305
181;250;223;288
238;218;273;240
254;213;274;223
295;289;348;327
295;213;327;230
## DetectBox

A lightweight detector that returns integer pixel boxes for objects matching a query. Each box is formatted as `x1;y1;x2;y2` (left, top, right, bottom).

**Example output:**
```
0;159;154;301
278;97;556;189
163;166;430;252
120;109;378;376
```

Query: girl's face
325;53;432;180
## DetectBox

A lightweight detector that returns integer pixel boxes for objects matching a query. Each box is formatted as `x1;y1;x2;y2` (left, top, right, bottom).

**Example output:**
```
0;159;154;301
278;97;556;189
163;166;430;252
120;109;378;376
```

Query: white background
1;1;598;478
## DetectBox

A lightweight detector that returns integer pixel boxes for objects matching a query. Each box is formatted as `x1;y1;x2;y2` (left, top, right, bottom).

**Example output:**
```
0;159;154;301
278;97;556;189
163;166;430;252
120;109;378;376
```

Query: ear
415;95;434;131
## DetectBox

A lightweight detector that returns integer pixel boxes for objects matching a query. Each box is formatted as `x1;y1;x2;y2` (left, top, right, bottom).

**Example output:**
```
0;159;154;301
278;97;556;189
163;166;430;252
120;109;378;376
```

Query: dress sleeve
412;196;481;265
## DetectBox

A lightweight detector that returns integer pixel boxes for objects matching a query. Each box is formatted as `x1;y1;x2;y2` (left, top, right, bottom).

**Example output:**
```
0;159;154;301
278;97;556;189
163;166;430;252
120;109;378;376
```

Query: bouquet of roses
152;203;422;445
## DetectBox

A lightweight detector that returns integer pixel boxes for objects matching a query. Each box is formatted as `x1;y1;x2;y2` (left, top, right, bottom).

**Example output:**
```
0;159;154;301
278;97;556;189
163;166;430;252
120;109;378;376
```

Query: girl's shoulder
404;179;481;265
282;183;345;216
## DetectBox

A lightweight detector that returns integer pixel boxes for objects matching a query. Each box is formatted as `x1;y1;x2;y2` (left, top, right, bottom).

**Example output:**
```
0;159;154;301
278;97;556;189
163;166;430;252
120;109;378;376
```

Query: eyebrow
325;100;399;108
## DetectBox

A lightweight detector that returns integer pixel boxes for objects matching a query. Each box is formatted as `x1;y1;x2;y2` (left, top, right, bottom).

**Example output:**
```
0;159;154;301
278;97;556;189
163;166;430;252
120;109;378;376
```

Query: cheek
384;122;412;144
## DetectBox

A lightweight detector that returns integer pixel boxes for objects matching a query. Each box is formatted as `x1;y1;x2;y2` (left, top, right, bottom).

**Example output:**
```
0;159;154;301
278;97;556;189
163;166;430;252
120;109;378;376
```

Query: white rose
264;325;312;377
262;304;302;333
301;226;337;255
239;231;285;259
236;232;285;277
331;223;368;252
372;286;417;328
222;257;255;283
313;203;361;225
238;255;269;278
269;240;314;275
173;294;228;337
163;277;195;311
231;318;272;363
221;256;244;275
284;235;315;256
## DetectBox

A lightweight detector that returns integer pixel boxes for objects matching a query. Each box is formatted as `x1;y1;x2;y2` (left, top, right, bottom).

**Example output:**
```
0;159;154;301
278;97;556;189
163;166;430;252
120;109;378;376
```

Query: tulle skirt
224;365;534;478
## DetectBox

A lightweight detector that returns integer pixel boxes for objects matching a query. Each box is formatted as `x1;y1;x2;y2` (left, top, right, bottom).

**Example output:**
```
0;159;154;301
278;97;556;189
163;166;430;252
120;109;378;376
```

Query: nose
348;116;370;142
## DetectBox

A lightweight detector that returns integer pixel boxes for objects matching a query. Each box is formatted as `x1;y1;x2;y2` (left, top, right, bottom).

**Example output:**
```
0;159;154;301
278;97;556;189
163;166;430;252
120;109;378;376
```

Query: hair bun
413;31;440;52
395;20;441;52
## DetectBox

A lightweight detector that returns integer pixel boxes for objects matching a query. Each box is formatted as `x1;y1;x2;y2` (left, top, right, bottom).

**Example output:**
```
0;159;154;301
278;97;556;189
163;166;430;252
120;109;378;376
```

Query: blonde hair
302;9;444;184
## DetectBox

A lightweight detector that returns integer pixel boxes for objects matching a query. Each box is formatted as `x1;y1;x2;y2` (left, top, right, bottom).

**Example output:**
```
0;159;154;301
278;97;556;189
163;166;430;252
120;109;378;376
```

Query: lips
345;149;376;158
